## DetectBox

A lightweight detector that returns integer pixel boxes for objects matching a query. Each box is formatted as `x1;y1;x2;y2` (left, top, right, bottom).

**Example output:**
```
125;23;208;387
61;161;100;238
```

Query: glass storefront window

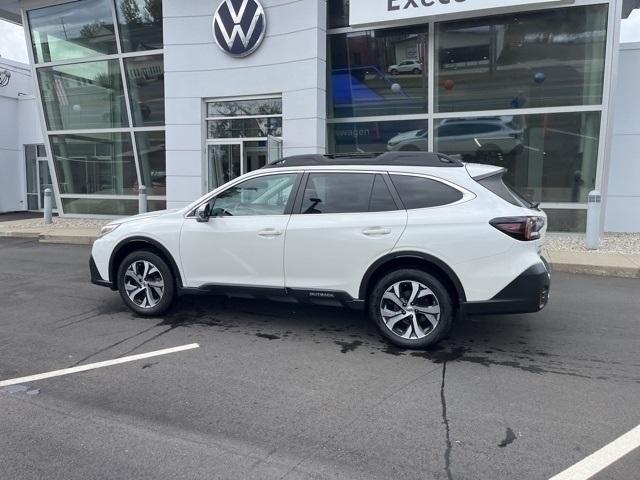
544;209;587;233
328;0;350;29
135;131;166;196
50;133;138;196
124;55;165;127
329;119;427;154
61;198;165;215
28;0;117;64
435;112;601;204
207;98;282;117
207;118;283;139
38;60;128;131
329;26;429;118
116;0;163;52
436;5;608;113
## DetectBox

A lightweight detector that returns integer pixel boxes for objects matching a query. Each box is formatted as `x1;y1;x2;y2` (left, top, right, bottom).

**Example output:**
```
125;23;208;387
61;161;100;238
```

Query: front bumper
463;260;551;315
90;256;114;289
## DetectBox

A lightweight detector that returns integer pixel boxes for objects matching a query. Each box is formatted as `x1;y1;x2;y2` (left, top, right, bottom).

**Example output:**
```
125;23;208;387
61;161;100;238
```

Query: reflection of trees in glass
120;0;143;24
209;100;282;117
119;0;162;24
79;21;110;39
144;0;162;23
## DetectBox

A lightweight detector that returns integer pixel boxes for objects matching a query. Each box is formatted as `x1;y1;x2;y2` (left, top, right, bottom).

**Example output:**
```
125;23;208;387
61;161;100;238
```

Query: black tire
412;68;421;74
368;269;453;349
390;69;399;75
117;250;176;316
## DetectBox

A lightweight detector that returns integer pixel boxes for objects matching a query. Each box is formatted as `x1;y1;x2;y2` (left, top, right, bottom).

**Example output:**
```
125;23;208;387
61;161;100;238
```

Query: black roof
264;152;464;169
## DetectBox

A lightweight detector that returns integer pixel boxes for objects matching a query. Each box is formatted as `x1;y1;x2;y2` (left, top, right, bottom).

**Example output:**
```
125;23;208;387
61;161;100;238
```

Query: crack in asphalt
69;324;161;367
441;361;453;480
116;326;175;358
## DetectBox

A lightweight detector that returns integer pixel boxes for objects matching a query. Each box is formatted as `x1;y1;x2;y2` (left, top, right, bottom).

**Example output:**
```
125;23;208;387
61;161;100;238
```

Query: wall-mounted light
0;69;11;87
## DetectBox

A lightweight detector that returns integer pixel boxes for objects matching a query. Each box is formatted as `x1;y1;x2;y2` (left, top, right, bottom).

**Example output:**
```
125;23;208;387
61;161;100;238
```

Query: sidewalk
0;216;108;245
1;216;639;278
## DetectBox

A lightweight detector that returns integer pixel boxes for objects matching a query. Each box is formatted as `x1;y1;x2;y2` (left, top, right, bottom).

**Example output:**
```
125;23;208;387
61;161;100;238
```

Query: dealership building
0;0;639;232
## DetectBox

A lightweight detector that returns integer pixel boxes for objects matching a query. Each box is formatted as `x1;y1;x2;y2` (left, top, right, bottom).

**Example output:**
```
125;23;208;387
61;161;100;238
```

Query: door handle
362;227;392;237
258;229;283;238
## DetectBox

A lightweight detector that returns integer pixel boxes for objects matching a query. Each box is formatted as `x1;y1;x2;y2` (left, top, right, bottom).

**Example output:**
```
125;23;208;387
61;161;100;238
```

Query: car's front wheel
368;269;453;349
117;250;175;316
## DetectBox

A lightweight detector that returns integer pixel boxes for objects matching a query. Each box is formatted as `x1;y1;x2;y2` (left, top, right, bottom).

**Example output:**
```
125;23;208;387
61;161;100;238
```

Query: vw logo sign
213;0;266;58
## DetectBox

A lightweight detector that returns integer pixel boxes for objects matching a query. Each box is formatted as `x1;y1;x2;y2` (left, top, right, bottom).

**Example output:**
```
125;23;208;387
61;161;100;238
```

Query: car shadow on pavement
153;294;636;384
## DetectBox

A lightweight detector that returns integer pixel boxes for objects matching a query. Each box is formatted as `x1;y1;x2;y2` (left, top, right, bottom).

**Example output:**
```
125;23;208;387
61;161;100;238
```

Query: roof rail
264;152;464;169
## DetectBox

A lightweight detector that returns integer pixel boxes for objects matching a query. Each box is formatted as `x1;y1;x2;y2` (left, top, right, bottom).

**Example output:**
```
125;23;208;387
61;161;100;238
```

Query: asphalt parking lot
0;237;638;480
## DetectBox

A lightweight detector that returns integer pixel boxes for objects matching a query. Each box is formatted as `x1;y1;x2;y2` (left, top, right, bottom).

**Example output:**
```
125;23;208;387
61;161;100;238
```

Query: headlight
99;224;120;238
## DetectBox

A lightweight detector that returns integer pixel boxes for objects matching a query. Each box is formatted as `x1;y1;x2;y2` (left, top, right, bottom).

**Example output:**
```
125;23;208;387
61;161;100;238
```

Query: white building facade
0;57;45;212
0;0;638;233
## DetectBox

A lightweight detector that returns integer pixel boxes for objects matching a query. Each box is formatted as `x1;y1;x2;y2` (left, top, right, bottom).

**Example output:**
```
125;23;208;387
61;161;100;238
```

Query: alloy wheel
380;280;441;340
124;260;165;309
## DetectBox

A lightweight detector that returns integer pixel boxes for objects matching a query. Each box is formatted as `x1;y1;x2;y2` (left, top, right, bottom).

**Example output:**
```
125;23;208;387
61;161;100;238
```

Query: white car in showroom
388;60;423;75
90;152;550;349
387;117;524;161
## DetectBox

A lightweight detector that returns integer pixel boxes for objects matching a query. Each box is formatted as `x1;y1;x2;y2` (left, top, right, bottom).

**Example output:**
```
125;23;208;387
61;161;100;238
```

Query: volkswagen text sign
213;0;266;58
350;0;570;26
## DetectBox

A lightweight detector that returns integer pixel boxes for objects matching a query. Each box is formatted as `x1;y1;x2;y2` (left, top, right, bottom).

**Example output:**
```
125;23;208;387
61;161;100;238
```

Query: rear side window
390;175;464;209
476;173;534;208
300;173;398;214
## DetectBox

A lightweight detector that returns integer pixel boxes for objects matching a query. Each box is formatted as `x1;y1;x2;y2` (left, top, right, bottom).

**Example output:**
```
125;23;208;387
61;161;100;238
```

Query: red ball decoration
444;79;455;91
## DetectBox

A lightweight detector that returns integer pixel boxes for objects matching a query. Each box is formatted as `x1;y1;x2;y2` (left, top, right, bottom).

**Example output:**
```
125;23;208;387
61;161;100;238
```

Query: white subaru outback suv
90;152;550;349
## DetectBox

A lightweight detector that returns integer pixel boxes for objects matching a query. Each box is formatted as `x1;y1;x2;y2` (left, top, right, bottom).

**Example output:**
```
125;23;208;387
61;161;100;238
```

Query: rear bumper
90;256;114;289
463;260;550;315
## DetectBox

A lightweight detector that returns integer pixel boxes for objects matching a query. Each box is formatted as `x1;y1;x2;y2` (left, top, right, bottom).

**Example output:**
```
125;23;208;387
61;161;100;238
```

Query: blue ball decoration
534;72;546;85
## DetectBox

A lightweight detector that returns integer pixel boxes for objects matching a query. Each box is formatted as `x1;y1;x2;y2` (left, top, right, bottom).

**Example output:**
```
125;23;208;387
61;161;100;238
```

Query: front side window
212;174;297;217
301;173;397;215
391;175;464;210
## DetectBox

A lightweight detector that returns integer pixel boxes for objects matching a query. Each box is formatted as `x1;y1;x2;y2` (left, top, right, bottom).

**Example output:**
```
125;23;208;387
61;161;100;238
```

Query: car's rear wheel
390;69;399;75
368;269;453;349
117;250;175;316
412;68;421;74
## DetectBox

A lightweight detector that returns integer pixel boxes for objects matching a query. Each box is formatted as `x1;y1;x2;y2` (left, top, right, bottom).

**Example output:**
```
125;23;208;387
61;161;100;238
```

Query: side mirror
196;203;211;223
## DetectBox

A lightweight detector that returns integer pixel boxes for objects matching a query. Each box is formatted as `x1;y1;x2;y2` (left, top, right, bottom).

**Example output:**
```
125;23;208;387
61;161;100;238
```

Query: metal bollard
43;188;53;225
138;185;148;214
585;190;601;250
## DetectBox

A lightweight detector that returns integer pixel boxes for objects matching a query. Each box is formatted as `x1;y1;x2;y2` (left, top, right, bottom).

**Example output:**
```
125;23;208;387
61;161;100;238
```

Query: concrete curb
39;234;97;245
549;262;640;279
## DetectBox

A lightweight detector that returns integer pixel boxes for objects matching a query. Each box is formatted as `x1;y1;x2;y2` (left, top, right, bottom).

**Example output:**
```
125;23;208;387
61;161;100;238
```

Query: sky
1;10;640;64
0;20;28;63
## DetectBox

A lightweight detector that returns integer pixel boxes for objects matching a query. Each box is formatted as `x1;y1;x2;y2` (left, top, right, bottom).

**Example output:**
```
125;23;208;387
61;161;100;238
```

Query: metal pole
43;188;53;225
138;185;148;214
585;190;601;250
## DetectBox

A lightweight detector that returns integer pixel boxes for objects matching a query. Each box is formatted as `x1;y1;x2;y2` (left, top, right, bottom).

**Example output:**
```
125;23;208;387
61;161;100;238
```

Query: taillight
490;216;545;241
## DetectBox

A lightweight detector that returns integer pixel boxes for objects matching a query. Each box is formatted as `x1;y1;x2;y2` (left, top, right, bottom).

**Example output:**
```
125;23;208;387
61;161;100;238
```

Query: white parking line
549;424;640;480
0;343;200;388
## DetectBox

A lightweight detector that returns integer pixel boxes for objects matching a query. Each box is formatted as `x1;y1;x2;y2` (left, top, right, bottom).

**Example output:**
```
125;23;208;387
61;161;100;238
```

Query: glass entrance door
25;145;56;211
208;143;242;191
